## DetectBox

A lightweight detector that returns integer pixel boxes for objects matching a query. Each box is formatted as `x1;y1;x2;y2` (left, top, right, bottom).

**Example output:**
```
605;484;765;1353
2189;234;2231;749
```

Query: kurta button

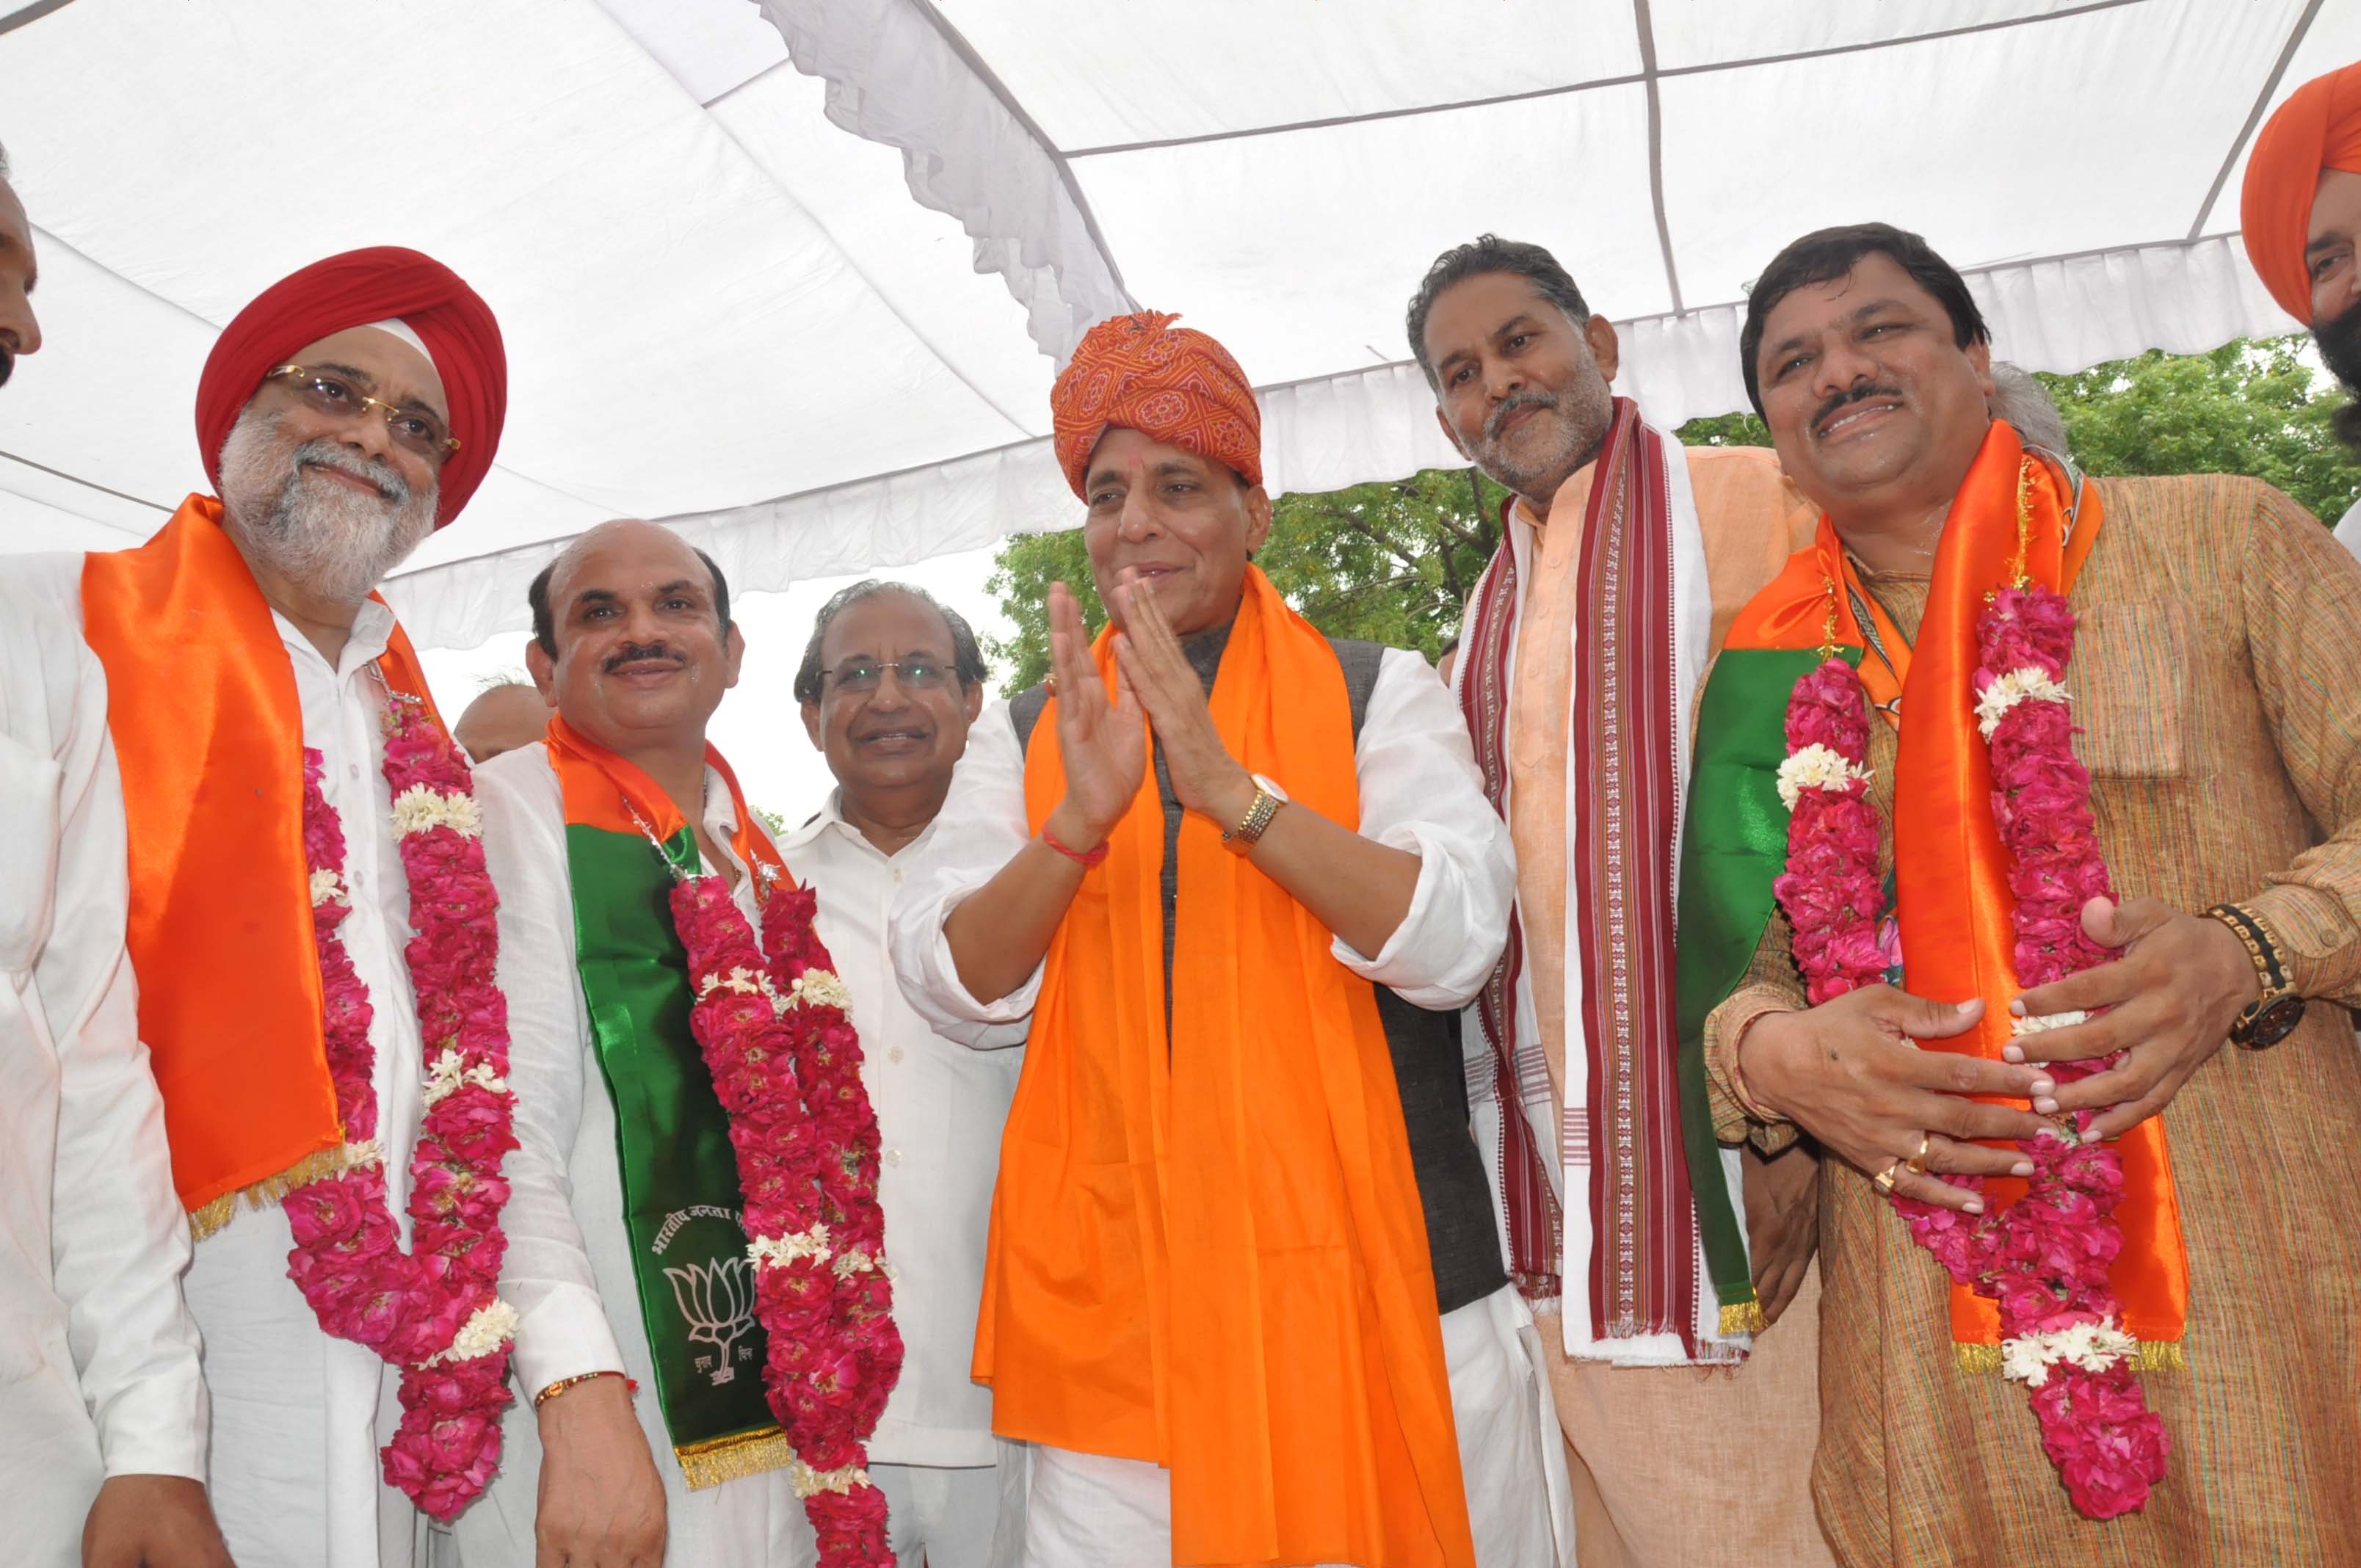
884;1149;902;1166
888;1046;905;1064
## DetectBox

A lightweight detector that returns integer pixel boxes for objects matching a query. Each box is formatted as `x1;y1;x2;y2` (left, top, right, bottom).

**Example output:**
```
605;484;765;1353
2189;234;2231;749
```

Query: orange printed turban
1050;310;1261;498
195;246;508;526
2241;62;2361;323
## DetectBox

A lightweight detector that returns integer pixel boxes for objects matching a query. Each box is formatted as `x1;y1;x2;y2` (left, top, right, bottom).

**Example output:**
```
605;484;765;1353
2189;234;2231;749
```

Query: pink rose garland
1769;584;2169;1520
672;872;902;1567
287;697;519;1520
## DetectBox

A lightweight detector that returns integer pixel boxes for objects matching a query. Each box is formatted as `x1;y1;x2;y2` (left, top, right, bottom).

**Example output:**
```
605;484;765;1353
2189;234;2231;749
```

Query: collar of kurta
80;493;446;1231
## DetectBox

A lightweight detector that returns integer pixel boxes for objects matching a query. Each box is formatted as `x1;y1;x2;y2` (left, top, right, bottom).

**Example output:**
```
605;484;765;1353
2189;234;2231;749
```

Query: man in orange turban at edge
2241;59;2361;551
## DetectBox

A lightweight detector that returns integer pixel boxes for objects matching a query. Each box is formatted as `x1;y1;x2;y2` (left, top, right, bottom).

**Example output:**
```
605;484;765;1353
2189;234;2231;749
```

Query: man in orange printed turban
13;247;515;1566
2243;61;2361;554
895;311;1570;1566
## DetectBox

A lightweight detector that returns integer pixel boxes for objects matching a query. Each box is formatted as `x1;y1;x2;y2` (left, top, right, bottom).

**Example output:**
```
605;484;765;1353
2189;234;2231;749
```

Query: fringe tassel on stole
678;1429;798;1491
1720;1301;1769;1337
1954;1340;2186;1374
186;1143;379;1241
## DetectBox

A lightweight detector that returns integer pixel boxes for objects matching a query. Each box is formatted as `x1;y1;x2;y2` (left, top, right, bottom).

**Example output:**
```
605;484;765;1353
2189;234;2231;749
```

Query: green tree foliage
2041;337;2361;523
985;335;2361;692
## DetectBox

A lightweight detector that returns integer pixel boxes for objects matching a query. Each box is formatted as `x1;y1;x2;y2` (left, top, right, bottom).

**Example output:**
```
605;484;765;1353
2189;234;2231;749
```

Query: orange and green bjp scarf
542;716;802;1487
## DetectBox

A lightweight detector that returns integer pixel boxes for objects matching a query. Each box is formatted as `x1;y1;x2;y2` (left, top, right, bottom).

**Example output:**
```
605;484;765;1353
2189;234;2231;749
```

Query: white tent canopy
0;0;2348;650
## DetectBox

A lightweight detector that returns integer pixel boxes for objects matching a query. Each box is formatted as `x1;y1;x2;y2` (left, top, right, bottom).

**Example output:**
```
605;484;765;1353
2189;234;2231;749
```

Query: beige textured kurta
1705;474;2361;1567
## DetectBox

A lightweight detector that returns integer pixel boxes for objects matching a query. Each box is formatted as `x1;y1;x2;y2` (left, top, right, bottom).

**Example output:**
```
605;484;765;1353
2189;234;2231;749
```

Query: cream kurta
1707;474;2361;1566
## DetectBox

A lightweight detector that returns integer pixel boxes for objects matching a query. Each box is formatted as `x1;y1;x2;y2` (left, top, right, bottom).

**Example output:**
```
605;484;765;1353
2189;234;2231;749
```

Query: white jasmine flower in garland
832;1248;880;1281
787;1456;874;1499
342;1138;388;1172
309;868;348;907
425;1299;519;1367
2000;1318;2139;1388
2010;1009;2089;1036
748;1224;832;1270
422;1048;509;1108
1975;667;2070;739
1775;742;1874;811
391;783;484;839
698;965;775;1002
783;968;853;1014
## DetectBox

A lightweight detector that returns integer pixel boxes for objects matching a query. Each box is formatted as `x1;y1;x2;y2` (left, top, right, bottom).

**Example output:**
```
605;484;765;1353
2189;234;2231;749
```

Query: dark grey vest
1010;633;1506;1315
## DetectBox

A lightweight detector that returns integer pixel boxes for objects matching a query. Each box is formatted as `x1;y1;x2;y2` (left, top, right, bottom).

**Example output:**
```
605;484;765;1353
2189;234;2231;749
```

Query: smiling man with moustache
1690;222;2361;1563
461;519;841;1568
773;579;1020;1564
12;247;512;1567
893;311;1542;1568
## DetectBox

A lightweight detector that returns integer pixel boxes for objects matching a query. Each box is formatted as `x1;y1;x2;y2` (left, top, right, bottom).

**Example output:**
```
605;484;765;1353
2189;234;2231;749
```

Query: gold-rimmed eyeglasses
264;364;459;463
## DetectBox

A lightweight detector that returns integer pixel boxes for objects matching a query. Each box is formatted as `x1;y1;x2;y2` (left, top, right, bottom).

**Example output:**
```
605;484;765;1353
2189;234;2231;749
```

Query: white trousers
1009;1284;1573;1567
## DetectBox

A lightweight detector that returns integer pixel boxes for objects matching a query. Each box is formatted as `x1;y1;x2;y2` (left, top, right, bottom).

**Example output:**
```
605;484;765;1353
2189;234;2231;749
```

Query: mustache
602;640;684;675
1484;388;1557;442
1812;381;1905;438
294;440;408;503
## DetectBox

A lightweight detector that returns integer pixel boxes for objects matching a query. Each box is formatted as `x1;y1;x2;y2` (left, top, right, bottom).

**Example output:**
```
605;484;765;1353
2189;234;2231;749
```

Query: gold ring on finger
1904;1132;1932;1175
1872;1159;1902;1195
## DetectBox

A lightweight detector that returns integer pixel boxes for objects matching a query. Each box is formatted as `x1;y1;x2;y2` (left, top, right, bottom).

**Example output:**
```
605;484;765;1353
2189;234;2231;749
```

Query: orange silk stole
1731;424;2187;1351
984;567;1474;1567
82;493;446;1227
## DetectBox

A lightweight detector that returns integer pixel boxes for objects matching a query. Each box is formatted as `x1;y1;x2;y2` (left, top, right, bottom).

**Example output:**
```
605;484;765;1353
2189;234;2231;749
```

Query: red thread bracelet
1042;826;1110;868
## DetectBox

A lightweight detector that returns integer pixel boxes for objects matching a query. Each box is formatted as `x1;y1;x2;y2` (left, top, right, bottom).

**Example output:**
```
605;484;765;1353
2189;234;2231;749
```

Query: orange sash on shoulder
982;567;1474;1567
1725;425;2187;1356
82;494;444;1231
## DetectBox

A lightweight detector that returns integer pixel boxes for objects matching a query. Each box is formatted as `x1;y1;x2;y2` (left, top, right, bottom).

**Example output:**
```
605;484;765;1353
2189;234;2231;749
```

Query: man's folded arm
1702;901;1807;1156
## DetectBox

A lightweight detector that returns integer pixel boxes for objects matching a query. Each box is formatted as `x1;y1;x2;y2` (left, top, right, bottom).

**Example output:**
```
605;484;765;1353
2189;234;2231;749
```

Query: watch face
2245;994;2307;1049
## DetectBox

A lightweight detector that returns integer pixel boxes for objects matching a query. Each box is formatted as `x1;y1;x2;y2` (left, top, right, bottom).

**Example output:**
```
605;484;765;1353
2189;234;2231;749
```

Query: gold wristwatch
2204;901;2304;1049
1221;774;1284;855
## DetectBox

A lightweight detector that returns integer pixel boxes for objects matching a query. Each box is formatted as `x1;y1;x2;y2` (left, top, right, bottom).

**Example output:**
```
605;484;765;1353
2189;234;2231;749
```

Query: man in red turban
10;248;522;1562
2242;62;2361;485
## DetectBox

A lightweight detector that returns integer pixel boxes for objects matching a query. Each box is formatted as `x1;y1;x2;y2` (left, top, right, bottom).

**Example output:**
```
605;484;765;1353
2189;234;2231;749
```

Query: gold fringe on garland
1720;1300;1769;1336
678;1427;797;1491
184;1143;382;1242
1954;1339;2186;1374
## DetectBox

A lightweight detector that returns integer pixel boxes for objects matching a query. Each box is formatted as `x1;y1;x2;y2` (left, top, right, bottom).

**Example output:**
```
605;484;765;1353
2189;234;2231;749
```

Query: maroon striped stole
1459;397;1700;1348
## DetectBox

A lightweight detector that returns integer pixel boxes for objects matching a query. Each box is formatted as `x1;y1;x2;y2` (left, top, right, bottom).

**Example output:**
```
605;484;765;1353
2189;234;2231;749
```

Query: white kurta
0;562;208;1568
457;742;817;1568
171;597;428;1568
891;648;1570;1567
777;794;1023;1558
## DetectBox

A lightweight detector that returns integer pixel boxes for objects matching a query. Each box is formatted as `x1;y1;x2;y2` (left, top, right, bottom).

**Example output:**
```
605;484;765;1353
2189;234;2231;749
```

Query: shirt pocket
0;734;62;974
2062;596;2192;780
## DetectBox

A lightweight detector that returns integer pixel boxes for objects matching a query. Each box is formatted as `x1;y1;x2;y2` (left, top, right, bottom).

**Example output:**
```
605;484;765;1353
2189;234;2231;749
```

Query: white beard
217;408;439;608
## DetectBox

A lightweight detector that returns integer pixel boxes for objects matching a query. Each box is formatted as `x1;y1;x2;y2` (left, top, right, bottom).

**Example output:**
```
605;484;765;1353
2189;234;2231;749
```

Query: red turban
2241;62;2361;323
195;246;507;527
1050;310;1261;498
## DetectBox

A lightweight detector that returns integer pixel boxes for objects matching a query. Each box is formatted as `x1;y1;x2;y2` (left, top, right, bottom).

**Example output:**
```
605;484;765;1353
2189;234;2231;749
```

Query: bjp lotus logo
664;1255;756;1385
